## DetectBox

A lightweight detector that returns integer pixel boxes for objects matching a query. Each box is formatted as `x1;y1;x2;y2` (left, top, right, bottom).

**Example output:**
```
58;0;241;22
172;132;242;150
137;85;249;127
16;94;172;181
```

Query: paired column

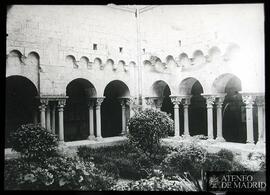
182;96;191;137
95;97;104;140
39;99;48;128
88;99;95;140
256;96;265;146
46;104;51;131
215;94;226;142
51;103;56;134
203;95;216;140
170;96;182;137
119;99;127;135
57;99;66;144
242;94;256;144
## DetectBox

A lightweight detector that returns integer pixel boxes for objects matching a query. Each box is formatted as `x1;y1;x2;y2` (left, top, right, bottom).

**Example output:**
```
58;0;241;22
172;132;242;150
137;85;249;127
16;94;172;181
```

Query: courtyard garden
4;109;266;191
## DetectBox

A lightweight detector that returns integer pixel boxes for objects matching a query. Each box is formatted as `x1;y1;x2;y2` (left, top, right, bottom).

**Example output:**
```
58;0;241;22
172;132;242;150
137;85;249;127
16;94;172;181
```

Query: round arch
64;78;97;141
179;77;206;136
5;75;38;148
212;73;248;143
101;80;130;137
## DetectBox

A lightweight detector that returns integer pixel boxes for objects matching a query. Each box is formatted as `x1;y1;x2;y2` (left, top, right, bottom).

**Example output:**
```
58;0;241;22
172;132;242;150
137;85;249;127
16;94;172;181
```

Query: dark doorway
65;79;96;141
5;76;38;148
222;77;247;143
102;80;129;137
189;81;207;136
161;85;174;135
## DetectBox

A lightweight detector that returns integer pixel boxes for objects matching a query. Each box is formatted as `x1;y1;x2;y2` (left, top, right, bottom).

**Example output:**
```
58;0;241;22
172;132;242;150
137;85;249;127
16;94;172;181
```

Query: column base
245;142;256;148
255;141;265;147
58;140;65;146
88;135;96;140
173;135;181;139
119;132;126;136
182;134;190;138
95;136;103;141
215;137;226;142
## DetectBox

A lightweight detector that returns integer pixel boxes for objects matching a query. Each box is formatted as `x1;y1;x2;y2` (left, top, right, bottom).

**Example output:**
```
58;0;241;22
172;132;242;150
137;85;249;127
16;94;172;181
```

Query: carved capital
88;98;95;108
216;93;226;107
57;99;66;108
155;97;164;108
118;98;127;108
145;97;156;106
170;96;182;105
203;95;216;107
40;98;49;106
96;97;105;107
181;95;192;106
256;96;265;107
125;98;133;106
242;95;255;106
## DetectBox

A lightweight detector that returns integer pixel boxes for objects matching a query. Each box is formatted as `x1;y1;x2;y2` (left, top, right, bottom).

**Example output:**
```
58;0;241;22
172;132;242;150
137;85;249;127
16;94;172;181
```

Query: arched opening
5;76;38;148
65;78;96;141
213;73;248;143
102;80;130;137
151;80;174;134
179;78;207;136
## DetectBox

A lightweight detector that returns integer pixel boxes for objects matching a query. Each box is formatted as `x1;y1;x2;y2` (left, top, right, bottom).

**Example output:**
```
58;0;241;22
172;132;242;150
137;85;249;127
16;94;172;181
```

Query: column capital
40;98;49;106
125;98;133;106
170;95;182;105
88;98;95;107
256;96;265;106
203;94;216;107
155;97;164;108
145;97;156;107
96;97;105;107
215;93;226;106
119;98;126;108
242;94;256;106
180;95;192;105
57;99;66;109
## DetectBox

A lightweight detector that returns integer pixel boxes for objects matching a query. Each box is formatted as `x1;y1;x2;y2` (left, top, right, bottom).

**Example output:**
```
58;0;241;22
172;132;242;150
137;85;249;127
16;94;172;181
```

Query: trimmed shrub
217;149;234;161
9;124;58;161
4;156;115;190
203;153;233;172
161;143;207;179
128;108;174;157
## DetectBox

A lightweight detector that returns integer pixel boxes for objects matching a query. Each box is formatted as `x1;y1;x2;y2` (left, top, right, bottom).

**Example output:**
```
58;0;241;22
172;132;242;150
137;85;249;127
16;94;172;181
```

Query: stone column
119;99;127;135
155;97;164;111
39;99;48;128
215;94;226;142
88;99;95;140
204;95;216;140
46;104;51;131
57;99;66;144
145;97;156;109
256;96;265;145
95;97;104;140
242;94;255;145
170;96;182;137
182;96;191;137
51;102;56;134
125;98;132;133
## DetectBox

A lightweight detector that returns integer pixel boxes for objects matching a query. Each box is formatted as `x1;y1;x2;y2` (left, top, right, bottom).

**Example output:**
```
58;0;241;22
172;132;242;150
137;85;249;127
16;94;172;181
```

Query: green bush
9;124;59;161
161;143;207;179
111;175;199;191
203;153;233;172
77;144;155;180
217;149;234;161
4;156;116;190
128;108;174;157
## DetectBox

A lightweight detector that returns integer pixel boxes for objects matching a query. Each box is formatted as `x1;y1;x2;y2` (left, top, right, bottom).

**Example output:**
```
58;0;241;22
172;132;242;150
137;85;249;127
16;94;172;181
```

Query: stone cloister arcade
5;71;265;148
